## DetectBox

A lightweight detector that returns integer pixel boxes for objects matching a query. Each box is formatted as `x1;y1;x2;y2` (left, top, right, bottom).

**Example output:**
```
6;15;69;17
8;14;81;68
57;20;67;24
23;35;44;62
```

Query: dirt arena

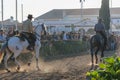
0;51;115;80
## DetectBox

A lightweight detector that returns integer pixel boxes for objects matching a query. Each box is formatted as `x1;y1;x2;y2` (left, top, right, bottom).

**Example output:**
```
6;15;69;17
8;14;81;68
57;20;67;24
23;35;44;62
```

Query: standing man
21;14;36;51
94;18;107;48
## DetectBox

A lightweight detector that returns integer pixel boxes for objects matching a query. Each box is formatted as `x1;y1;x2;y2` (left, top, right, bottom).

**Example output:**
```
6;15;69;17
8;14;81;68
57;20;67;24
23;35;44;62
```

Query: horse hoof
16;66;20;72
95;61;98;64
24;69;27;72
6;69;11;72
37;68;40;71
90;67;94;70
90;64;94;70
7;70;11;73
94;65;99;69
100;59;102;62
37;67;41;71
28;63;31;66
16;70;19;72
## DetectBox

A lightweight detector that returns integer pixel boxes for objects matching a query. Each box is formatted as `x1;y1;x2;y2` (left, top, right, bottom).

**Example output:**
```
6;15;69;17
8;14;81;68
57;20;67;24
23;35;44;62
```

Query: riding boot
20;36;25;41
27;45;34;51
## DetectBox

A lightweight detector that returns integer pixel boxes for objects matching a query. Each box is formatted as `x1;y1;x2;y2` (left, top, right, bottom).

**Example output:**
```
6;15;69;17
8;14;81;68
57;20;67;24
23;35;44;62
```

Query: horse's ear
42;24;45;30
44;30;46;35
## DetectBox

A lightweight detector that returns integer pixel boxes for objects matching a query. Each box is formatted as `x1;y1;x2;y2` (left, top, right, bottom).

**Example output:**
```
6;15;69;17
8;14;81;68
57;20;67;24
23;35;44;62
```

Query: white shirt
63;33;67;40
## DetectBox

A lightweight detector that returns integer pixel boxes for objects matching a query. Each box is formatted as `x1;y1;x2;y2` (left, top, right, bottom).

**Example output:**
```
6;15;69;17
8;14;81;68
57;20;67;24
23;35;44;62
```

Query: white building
34;8;120;34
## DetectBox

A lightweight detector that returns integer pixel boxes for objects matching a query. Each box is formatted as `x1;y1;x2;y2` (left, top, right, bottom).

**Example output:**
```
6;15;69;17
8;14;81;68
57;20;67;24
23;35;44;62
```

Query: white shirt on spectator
0;34;6;42
63;33;67;40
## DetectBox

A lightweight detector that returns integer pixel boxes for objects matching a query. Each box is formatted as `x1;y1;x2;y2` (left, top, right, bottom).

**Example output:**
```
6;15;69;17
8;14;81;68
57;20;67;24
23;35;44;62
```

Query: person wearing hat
94;18;107;48
22;14;33;33
21;14;36;51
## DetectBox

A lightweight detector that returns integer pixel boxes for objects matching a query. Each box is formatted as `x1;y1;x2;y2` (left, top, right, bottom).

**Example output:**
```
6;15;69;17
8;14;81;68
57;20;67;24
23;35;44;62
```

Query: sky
1;0;120;22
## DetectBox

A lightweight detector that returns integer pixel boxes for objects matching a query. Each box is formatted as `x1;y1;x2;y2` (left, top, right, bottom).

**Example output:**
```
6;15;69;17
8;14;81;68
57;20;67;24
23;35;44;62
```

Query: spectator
53;32;58;41
109;33;116;51
7;26;16;39
0;30;6;42
62;31;67;40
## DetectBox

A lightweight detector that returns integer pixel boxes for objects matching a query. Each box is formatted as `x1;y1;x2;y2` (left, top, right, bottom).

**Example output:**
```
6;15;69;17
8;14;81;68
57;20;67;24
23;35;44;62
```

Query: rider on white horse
0;19;46;72
21;14;36;51
0;14;35;57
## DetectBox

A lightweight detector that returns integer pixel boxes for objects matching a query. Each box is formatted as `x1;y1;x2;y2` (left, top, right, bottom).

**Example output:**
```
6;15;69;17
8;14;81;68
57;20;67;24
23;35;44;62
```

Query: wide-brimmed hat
28;14;33;19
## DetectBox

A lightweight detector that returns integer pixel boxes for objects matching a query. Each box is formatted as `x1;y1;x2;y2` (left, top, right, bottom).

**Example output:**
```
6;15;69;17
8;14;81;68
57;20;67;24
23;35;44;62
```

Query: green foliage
86;56;120;80
40;40;89;58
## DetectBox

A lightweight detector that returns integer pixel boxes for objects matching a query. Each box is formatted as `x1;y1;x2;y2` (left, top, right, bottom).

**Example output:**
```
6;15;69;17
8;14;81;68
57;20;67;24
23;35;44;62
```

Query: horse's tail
0;52;4;63
90;35;95;46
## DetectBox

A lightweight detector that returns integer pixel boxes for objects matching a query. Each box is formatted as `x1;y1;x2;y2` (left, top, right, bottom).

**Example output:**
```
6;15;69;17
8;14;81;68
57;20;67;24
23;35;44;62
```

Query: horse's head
41;23;47;35
33;22;47;36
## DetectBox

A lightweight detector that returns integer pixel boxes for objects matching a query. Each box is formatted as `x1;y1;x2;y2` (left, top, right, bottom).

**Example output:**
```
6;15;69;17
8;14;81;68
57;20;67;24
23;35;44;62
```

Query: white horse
0;23;46;72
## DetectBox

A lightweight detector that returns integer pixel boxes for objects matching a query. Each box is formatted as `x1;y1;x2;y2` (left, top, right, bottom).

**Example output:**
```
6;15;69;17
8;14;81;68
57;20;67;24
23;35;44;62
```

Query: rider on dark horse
94;18;107;48
21;14;36;51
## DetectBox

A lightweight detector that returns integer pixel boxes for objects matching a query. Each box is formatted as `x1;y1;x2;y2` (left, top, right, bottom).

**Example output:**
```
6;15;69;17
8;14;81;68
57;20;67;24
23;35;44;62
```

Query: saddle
20;32;36;40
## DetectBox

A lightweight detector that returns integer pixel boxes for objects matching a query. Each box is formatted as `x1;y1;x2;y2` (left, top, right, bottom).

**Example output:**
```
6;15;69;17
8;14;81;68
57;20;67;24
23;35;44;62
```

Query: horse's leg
28;52;34;66
4;51;12;72
35;49;40;70
35;42;41;71
90;47;94;69
95;48;99;64
13;52;21;72
100;49;104;62
101;49;104;58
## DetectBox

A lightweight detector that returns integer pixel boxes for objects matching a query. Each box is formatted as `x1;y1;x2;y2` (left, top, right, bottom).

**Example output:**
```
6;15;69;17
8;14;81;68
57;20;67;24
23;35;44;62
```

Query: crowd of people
0;27;118;52
0;26;16;42
41;31;90;42
108;32;120;51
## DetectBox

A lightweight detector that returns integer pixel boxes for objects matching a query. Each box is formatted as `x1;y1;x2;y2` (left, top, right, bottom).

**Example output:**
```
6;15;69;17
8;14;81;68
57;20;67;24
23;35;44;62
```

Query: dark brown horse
90;33;106;69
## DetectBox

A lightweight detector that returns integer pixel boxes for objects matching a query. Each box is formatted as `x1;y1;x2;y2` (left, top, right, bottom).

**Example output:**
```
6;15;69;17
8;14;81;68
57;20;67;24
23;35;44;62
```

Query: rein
34;32;41;41
34;25;39;30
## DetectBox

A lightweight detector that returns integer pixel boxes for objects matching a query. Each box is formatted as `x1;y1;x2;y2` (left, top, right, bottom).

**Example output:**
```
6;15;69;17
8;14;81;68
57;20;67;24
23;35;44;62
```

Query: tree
80;0;85;2
99;0;110;30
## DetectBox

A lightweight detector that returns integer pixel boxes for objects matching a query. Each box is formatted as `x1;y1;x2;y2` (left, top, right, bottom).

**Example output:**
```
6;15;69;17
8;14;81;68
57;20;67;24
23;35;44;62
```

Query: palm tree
79;0;85;19
80;0;85;2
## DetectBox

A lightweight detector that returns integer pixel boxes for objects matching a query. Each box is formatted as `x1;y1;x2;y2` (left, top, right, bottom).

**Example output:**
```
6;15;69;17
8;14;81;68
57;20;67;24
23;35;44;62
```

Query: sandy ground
0;51;115;80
